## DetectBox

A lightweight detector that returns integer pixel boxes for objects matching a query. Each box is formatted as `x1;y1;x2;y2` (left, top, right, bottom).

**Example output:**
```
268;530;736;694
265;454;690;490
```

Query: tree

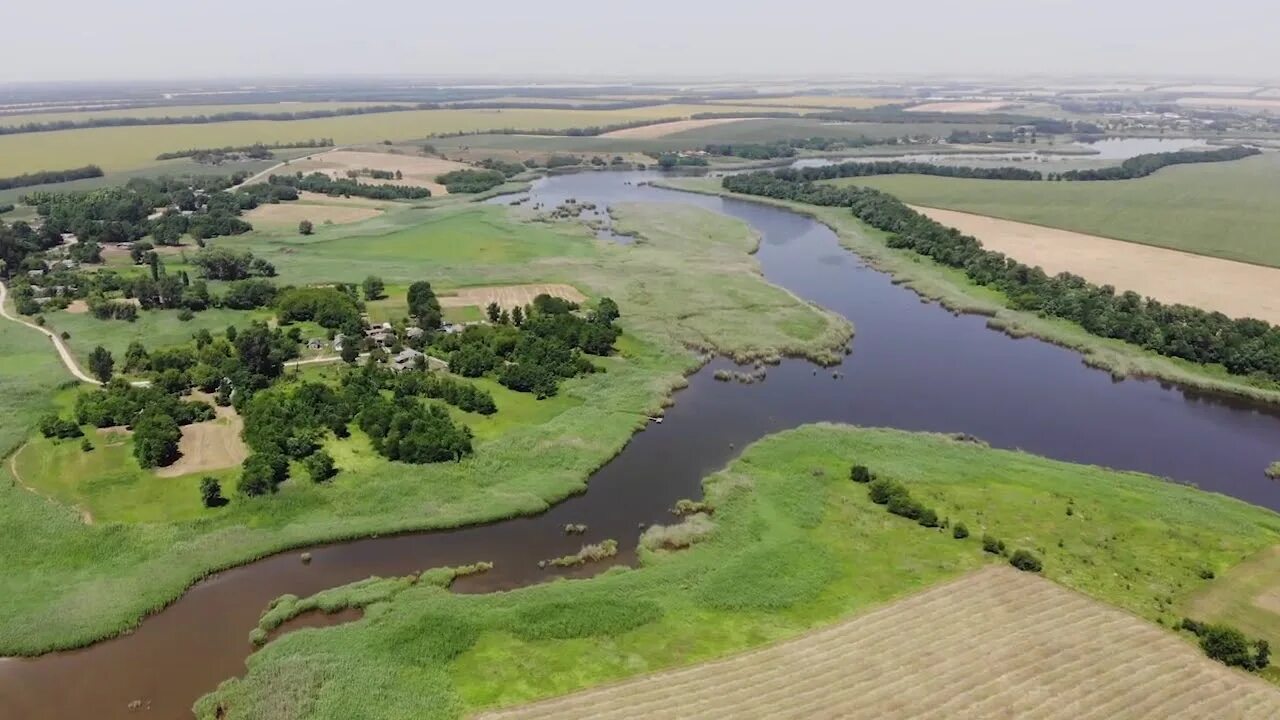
133;410;181;468
486;302;501;323
849;465;872;483
595;297;620;324
952;522;969;539
298;219;313;235
200;477;226;508
87;346;114;383
407;281;442;329
238;452;289;496
362;275;385;301
305;450;337;483
341;342;360;364
511;305;524;327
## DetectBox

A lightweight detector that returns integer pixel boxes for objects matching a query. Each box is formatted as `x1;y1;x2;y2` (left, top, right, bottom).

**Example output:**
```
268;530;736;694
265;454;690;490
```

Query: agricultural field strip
911;206;1280;324
478;566;1280;719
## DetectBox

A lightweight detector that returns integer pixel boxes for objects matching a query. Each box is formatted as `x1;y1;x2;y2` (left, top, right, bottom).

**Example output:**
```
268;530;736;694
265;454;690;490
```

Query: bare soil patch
155;404;247;478
439;284;585;312
281;150;473;196
480;566;1280;720
905;101;1010;113
601;118;748;139
914;206;1280;324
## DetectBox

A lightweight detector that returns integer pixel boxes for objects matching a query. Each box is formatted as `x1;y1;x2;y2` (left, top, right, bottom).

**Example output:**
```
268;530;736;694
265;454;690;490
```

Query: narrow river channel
3;171;1279;719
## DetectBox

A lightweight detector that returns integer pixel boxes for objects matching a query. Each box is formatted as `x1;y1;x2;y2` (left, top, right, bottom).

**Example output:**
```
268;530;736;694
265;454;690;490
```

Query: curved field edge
660;178;1280;404
0;201;850;656
195;425;1280;720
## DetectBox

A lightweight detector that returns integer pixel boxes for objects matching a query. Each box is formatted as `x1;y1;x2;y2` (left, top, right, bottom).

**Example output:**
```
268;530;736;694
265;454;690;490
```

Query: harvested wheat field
601;118;749;139
479;566;1280;720
281;150;473;195
439;283;586;312
905;100;1011;113
914;206;1280;324
155;404;247;478
244;196;384;229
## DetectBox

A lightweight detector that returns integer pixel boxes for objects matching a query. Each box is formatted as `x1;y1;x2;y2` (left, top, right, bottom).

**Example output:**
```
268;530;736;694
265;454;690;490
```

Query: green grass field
842;151;1280;267
0;102;406;127
195;425;1280;719
0;104;799;176
0;201;850;655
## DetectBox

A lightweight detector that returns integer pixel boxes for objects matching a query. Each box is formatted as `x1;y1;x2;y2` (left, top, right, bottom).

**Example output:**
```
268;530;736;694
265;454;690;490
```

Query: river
3;170;1279;719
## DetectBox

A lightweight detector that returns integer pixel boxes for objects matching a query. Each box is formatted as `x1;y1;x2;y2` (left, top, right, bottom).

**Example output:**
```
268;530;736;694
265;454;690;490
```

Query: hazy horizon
5;0;1279;84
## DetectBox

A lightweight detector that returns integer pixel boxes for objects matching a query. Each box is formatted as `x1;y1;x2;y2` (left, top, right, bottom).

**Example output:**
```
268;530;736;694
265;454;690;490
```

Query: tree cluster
155;139;334;162
265;172;430;200
0;165;104;191
1181;618;1270;671
434;169;507;194
1058;145;1259;181
722;171;1280;384
867;477;940;528
276;286;362;331
191;247;275;280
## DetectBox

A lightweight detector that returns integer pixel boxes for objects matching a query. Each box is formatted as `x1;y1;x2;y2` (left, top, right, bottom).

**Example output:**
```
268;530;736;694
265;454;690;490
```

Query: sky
4;0;1278;83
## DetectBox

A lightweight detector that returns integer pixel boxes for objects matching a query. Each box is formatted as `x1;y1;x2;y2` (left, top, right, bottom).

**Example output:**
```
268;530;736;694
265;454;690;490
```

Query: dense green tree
486;302;501;323
200;477;226;508
304;450;337;483
362;275;385;301
132;410;181;468
407;281;442;329
87;346;114;383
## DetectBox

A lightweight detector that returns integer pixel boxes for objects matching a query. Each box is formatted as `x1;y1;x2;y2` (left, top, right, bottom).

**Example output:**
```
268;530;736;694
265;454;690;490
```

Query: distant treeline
788;145;1259;183
0;105;419;137
266;172;430;200
155;139;335;161
722;170;1280;384
0;165;104;191
1058;145;1260;180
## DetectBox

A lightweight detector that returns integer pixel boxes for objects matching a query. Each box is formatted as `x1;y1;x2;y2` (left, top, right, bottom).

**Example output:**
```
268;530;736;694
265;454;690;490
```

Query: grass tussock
639;513;715;551
542;539;618;568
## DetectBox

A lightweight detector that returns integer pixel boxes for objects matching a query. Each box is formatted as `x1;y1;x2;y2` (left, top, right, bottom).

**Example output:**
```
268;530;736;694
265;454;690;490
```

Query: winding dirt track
0;281;99;385
479;566;1280;720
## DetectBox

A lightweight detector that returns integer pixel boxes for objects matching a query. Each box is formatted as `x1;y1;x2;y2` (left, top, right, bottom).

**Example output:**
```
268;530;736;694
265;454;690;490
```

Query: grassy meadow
0;102;405;127
0;104;805;176
844;151;1280;267
0;201;850;655
196;425;1280;719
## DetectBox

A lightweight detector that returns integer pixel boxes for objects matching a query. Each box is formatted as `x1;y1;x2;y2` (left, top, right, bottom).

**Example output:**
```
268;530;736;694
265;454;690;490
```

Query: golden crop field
0;104;797;176
480;567;1280;720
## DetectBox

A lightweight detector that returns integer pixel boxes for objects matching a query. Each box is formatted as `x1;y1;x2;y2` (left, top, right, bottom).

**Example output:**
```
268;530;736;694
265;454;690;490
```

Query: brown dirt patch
905;101;1011;113
600;118;748;139
64;297;140;314
479;566;1280;720
245;201;382;229
914;206;1280;324
438;284;585;312
281;149;473;196
154;404;247;478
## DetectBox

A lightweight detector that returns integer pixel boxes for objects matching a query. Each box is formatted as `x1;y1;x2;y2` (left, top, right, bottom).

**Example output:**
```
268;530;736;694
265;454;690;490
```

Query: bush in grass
1009;549;1043;572
238;452;289;496
80;438;94;452
200;477;226;508
886;493;923;520
952;522;969;539
38;413;83;439
867;477;907;505
305;450;337;483
849;464;872;483
917;507;940;528
982;534;1005;555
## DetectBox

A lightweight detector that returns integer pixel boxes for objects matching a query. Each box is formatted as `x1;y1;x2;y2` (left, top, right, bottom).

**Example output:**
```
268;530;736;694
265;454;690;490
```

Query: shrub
80;438;94;452
953;522;969;539
305;450;337;483
886;493;923;520
849;464;872;483
177;308;195;322
1267;461;1280;480
38;413;83;439
1199;568;1216;580
200;477;226;508
1184;621;1269;670
867;477;906;505
982;535;1006;555
917;507;940;528
1009;549;1043;572
298;219;313;235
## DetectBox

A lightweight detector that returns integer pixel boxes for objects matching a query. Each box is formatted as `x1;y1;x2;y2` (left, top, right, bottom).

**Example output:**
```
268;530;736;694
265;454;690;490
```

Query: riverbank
0;202;850;658
196;424;1280;719
661;177;1280;404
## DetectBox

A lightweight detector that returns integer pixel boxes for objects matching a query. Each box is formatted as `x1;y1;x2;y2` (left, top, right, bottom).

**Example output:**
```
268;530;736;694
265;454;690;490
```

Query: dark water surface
3;171;1279;719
